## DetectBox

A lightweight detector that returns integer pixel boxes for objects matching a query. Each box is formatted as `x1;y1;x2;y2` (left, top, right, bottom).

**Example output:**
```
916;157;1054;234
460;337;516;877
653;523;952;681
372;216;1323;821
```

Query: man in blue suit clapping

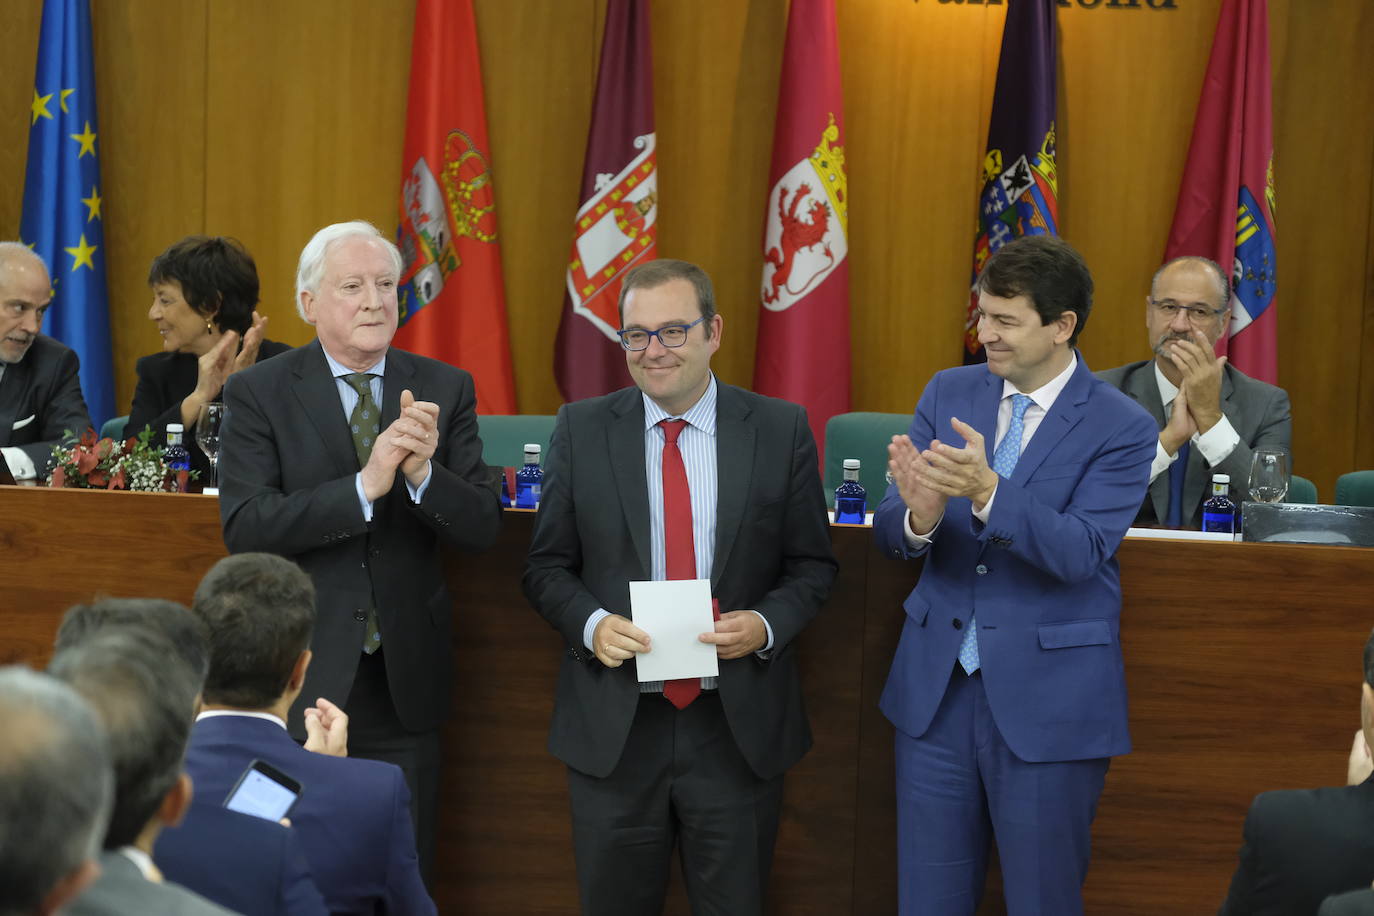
874;235;1157;915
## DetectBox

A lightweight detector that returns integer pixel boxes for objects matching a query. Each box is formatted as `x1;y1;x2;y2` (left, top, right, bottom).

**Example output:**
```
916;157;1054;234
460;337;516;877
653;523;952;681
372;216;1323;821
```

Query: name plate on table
1240;502;1374;547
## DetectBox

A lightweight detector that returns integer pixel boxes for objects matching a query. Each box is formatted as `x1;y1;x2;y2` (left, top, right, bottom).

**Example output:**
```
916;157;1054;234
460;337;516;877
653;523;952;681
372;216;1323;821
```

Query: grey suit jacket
218;339;502;735
1095;359;1290;527
522;382;838;779
67;851;239;915
0;334;92;473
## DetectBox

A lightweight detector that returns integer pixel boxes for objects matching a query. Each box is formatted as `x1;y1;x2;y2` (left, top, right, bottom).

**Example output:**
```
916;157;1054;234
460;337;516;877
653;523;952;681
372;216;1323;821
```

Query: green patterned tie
344;373;383;654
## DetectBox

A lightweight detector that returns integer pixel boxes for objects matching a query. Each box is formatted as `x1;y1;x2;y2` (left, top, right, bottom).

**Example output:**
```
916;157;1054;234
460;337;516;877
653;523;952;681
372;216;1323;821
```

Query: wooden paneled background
2;0;1372;498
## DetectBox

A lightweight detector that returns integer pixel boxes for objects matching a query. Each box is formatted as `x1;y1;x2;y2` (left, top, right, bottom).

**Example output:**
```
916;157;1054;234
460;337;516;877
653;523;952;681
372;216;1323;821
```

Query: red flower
75;445;99;475
50;466;66;488
109;467;127;490
78;427;97;448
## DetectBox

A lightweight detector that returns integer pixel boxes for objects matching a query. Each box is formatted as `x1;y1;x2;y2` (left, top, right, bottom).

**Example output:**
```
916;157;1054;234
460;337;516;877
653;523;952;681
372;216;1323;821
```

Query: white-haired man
0;242;92;482
217;220;502;874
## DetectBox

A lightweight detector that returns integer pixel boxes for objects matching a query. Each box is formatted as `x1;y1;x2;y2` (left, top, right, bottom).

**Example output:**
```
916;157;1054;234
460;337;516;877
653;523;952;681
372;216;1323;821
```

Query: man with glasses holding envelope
0;242;91;484
1097;255;1291;527
524;258;836;916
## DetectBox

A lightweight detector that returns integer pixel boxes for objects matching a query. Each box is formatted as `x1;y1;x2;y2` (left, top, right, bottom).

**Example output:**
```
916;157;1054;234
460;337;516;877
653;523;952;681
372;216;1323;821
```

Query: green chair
1336;470;1374;508
477;414;556;468
99;415;129;441
822;411;912;497
1287;474;1318;505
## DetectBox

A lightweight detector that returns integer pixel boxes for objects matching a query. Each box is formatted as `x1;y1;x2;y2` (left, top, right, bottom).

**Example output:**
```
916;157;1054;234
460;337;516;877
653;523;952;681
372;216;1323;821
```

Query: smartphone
223;759;302;822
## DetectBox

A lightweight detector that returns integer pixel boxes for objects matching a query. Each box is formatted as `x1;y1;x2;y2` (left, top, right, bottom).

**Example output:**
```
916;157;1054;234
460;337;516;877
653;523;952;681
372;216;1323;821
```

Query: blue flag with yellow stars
21;0;113;428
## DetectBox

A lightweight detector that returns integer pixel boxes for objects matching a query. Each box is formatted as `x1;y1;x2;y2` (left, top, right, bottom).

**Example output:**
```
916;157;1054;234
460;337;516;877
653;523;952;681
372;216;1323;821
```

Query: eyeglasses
0;300;49;322
1148;298;1227;324
616;315;706;351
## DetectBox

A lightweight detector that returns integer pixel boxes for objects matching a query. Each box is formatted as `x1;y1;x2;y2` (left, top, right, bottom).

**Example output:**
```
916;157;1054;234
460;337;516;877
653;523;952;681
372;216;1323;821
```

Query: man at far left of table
0;242;93;482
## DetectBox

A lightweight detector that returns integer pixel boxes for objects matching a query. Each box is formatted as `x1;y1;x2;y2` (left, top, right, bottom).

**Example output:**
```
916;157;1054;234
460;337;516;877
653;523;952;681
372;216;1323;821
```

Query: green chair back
477;415;556;468
1336;470;1374;508
1287;474;1318;505
100;415;128;441
823;411;913;498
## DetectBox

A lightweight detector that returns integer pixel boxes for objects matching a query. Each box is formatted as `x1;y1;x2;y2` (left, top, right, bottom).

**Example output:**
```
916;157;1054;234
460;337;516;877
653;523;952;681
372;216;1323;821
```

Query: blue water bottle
515;444;543;509
834;458;867;524
165;423;191;493
1201;473;1236;535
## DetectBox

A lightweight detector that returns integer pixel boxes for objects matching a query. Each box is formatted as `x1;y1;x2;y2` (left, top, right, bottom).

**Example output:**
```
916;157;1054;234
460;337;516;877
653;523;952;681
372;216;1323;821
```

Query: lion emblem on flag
761;114;848;312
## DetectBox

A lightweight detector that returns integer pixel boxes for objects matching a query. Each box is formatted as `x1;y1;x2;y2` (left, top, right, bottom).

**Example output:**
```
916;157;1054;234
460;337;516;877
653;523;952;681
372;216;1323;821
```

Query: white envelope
629;578;718;683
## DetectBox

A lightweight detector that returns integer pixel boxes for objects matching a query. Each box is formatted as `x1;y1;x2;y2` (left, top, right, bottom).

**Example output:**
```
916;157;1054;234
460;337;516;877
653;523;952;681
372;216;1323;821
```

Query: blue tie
1166;441;1191;527
959;393;1033;675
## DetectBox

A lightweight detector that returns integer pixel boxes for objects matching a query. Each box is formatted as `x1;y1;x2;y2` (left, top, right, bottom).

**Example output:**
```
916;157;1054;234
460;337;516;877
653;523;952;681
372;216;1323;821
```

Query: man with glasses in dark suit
1096;255;1290;527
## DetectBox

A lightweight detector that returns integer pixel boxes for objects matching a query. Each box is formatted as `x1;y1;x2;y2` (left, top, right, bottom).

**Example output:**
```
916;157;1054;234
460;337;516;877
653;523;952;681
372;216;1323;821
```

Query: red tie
659;419;710;710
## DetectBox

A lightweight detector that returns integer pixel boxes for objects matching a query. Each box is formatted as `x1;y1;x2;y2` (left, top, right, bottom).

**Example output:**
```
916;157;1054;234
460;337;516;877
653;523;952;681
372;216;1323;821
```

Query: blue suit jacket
184;715;435;916
873;355;1156;763
155;802;327;915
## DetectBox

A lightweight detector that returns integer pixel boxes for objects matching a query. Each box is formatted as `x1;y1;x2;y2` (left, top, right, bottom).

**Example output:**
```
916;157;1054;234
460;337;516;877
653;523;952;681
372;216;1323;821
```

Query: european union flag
21;0;113;428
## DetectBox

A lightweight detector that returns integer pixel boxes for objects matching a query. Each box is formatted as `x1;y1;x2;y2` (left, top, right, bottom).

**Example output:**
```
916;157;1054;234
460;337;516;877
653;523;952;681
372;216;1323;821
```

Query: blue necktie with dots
958;393;1033;675
344;372;382;654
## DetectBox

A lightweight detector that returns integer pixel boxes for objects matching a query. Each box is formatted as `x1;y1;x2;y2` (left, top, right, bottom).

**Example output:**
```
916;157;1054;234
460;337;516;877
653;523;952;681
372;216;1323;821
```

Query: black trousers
345;647;441;883
566;691;785;916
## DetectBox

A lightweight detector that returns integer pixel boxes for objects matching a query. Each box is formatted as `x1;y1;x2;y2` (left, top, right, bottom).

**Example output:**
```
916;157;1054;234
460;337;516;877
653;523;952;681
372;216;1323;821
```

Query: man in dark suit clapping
217;220;502;875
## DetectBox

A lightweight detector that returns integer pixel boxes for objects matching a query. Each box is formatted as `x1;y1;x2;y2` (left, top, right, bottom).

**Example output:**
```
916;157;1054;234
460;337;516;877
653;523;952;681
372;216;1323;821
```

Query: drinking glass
1248;447;1290;503
196;402;226;492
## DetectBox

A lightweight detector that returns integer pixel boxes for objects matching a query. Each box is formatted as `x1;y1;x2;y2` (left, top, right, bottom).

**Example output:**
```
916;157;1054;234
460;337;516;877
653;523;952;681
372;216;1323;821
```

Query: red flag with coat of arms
754;0;850;454
394;0;517;414
1164;0;1277;383
554;0;655;402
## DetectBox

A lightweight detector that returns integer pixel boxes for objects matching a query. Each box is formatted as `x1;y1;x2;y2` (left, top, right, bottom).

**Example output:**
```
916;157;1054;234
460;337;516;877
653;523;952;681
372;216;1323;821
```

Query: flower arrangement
48;427;190;492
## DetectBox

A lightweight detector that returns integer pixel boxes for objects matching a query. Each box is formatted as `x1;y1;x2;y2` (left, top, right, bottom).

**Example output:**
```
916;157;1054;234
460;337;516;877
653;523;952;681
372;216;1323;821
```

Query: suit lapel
380;347;416;430
0;358;32;447
292;340;360;479
608;390;651;579
970;371;1001;464
711;384;754;588
1011;354;1090;483
1120;362;1170;523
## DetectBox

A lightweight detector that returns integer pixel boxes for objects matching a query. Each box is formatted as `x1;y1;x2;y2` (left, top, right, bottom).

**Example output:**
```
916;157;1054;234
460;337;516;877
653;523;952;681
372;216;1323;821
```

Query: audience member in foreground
49;628;237;915
1218;628;1374;915
1096;255;1290;527
0;665;112;916
55;597;326;916
188;551;435;916
0;242;92;482
875;235;1156;914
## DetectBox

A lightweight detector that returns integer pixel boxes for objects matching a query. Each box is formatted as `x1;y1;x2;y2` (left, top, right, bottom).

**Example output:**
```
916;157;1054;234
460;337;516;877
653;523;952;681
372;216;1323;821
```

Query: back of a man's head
192;552;316;708
55;597;210;692
0;666;112;916
48;630;199;850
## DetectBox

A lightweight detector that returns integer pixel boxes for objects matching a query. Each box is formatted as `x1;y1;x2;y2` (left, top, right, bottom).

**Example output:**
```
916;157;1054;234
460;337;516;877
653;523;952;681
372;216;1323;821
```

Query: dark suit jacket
0;334;92;473
1095;359;1291;527
218;340;501;734
155;801;327;916
184;715;434;916
1322;890;1374;916
127;339;291;480
1219;776;1374;916
68;850;238;915
872;355;1157;763
522;382;838;779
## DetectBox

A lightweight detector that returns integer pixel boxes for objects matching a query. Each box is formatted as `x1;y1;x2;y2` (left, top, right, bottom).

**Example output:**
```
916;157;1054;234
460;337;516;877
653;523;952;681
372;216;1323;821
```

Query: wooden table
3;485;1371;913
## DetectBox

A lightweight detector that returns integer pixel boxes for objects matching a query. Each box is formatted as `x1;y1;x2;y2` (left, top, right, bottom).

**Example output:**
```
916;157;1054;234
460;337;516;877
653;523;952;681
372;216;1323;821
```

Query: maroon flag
755;0;849;452
1164;0;1276;383
553;0;656;401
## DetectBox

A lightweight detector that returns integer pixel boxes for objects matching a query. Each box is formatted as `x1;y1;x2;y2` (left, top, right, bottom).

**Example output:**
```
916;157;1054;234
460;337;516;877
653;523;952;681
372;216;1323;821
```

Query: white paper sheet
628;578;719;683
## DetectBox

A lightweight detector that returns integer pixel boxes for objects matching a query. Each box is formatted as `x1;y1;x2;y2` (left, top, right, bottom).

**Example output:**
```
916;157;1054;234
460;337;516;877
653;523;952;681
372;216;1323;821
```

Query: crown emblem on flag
809;113;848;236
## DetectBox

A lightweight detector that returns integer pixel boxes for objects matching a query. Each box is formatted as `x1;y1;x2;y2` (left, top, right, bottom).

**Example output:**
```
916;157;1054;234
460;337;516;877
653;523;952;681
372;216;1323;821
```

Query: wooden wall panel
2;0;1373;495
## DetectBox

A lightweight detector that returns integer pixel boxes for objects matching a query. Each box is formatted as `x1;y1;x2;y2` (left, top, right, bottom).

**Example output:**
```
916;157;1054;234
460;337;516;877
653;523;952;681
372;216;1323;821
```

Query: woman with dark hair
126;236;290;478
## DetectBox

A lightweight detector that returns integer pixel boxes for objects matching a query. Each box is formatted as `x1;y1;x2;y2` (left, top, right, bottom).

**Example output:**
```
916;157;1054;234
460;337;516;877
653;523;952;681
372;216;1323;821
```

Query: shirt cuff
972;481;998;524
582;609;611;650
406;461;433;503
748;610;775;656
1150;439;1175;484
902;508;942;547
1;446;37;481
1194;414;1240;467
354;472;373;523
